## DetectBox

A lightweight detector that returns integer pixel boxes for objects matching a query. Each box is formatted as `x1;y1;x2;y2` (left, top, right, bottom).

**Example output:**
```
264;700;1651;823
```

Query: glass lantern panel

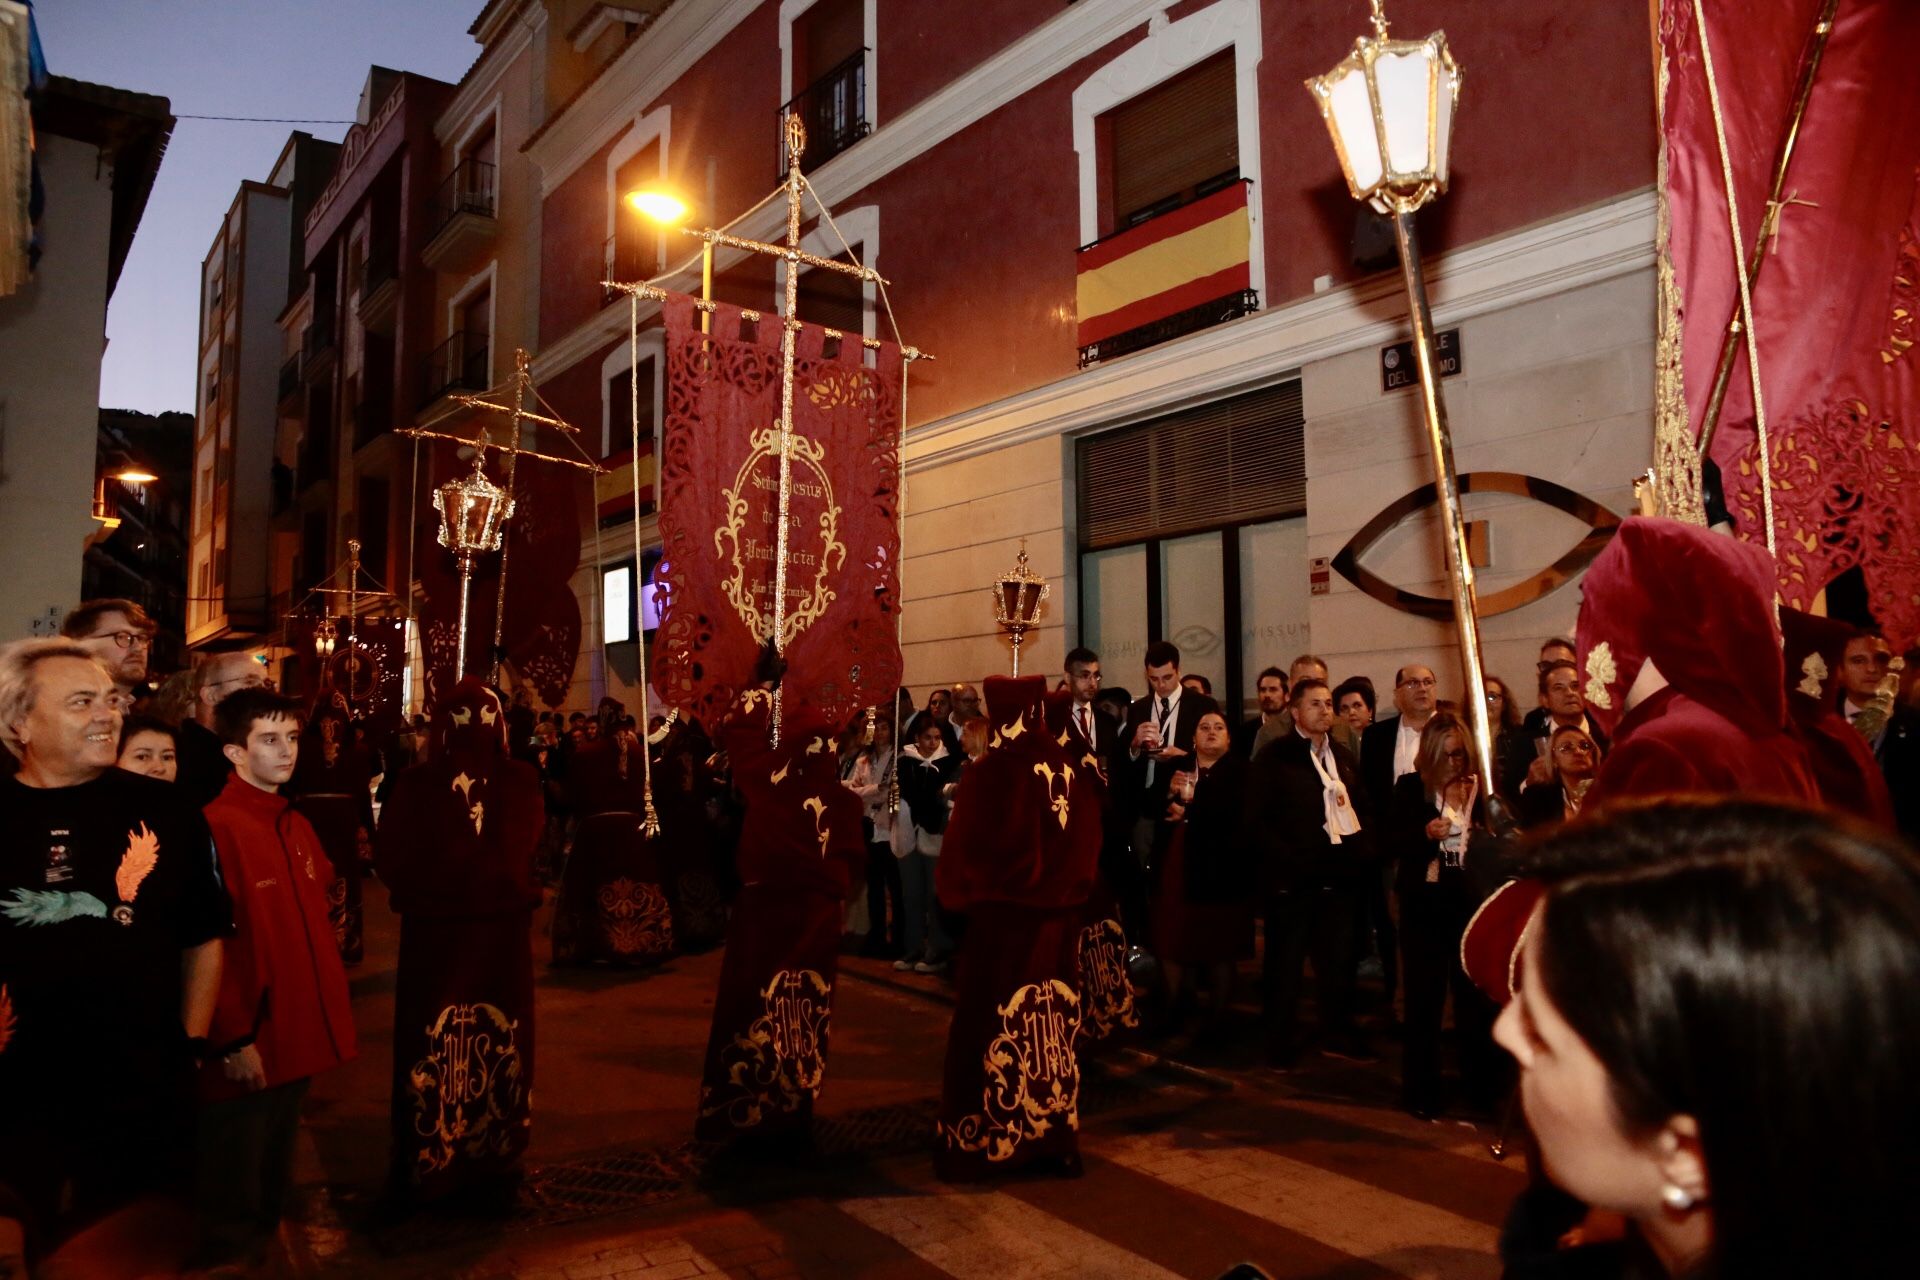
1326;67;1382;193
1375;49;1433;176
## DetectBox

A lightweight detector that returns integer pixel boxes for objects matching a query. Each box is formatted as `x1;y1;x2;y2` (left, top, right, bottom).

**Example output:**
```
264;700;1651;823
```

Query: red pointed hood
433;677;508;766
1576;518;1786;740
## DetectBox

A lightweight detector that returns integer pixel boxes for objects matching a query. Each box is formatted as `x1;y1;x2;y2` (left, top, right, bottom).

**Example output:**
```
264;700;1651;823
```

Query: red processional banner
652;292;904;729
1658;0;1920;645
284;614;408;734
417;447;583;712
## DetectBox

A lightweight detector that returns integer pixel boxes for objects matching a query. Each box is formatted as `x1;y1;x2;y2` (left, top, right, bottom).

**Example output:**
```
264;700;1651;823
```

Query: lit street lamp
1306;1;1509;828
626;184;710;333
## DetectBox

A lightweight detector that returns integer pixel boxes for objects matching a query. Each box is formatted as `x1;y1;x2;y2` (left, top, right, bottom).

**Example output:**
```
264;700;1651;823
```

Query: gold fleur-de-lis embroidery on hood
1584;643;1617;710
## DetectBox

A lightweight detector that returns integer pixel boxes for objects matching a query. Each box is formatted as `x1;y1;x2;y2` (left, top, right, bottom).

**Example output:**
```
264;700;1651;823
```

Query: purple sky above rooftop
33;0;486;415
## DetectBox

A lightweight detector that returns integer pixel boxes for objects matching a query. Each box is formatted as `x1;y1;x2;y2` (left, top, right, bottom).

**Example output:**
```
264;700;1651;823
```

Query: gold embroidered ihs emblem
699;968;833;1129
1075;918;1138;1043
1032;763;1073;829
937;978;1083;1161
408;1002;527;1178
596;877;674;956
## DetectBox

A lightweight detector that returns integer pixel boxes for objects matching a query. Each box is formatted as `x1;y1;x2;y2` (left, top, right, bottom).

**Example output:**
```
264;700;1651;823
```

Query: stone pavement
279;885;1526;1279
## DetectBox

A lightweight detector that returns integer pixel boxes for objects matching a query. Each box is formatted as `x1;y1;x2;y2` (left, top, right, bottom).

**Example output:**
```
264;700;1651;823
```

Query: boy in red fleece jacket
196;688;357;1266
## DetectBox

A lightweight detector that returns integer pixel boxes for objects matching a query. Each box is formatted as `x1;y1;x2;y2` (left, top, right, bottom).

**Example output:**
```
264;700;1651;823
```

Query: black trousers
864;839;904;948
1261;883;1359;1054
1398;875;1502;1112
195;1077;311;1259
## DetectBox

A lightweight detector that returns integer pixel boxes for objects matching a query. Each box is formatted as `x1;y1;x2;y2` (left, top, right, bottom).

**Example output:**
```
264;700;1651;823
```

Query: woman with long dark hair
1386;710;1503;1118
1496;800;1920;1277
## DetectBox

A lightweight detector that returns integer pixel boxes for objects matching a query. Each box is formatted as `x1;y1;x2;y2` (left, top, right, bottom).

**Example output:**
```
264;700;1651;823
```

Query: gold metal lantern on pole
991;541;1049;677
431;452;514;679
1306;1;1509;829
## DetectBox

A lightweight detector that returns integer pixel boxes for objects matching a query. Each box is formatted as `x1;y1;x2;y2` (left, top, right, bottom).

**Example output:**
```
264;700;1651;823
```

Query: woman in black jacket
1516;724;1601;831
894;718;960;973
1150;711;1253;1035
1386;710;1504;1119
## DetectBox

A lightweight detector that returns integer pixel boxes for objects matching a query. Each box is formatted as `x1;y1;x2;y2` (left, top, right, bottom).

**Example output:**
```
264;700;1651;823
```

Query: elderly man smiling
0;639;231;1270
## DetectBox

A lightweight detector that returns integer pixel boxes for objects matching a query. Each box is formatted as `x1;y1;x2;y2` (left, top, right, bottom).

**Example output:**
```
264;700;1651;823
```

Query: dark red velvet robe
934;677;1100;1180
373;680;543;1201
1043;691;1139;1055
290;696;372;965
551;735;675;966
694;691;864;1143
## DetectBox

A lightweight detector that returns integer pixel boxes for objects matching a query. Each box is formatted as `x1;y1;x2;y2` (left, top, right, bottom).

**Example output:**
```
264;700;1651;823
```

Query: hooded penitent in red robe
1043;689;1139;1055
1577;518;1820;807
694;689;865;1143
1463;518;1824;1008
201;775;358;1102
289;690;372;966
551;727;676;966
934;676;1100;1180
373;678;543;1201
1778;607;1896;829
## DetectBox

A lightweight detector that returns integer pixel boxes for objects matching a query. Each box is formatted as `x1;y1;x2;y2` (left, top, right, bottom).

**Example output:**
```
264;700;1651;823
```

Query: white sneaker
893;958;915;971
913;959;946;974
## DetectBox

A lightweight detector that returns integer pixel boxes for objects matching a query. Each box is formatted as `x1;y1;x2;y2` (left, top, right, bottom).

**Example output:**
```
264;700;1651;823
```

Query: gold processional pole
1308;1;1513;832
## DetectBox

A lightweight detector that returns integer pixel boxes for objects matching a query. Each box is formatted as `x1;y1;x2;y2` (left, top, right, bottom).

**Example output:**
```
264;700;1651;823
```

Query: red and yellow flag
1076;181;1251;350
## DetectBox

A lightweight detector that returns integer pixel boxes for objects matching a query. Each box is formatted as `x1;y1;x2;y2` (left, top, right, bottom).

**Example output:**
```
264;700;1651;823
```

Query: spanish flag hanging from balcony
594;445;656;524
1076;180;1251;352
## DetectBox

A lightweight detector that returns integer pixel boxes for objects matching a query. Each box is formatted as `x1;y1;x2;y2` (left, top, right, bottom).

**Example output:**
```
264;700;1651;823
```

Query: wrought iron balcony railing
419;330;491;407
778;50;869;178
434;158;496;235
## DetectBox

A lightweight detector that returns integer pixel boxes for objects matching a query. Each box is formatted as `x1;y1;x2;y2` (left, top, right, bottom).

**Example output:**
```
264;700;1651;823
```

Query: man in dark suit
1355;662;1438;1009
1244;678;1375;1066
1840;629;1920;841
1119;641;1219;894
1518;637;1577;737
1502;659;1609;800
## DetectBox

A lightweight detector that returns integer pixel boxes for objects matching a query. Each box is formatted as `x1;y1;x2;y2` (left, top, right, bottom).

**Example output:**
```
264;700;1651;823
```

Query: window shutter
1108;53;1238;226
1076;379;1304;550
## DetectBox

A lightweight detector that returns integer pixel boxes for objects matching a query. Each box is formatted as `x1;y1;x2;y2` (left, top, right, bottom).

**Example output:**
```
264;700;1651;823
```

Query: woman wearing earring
1495;800;1920;1277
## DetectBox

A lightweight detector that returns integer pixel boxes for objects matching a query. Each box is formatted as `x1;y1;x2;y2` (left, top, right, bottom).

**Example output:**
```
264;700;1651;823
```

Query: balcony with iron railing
277;353;302;406
602;233;657;306
778;50;869;179
419;330;491;409
303;315;338;374
422;159;498;274
358;241;400;334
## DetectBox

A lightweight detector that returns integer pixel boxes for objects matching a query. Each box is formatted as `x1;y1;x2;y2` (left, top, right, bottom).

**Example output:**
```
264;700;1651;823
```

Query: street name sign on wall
1381;328;1462;392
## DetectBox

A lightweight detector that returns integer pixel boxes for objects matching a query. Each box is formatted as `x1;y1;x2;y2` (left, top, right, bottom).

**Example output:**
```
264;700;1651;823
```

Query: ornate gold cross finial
1369;0;1390;39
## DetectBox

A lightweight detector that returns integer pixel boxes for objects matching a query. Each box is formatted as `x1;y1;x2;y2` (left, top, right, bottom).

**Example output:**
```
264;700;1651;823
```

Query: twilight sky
33;0;486;415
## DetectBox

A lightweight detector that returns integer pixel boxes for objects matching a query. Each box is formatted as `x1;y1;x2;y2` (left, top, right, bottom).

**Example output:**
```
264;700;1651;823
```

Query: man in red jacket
196;688;357;1267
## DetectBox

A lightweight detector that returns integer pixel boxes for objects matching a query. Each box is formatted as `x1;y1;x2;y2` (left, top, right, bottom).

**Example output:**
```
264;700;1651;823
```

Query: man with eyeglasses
1506;659;1609;798
177;652;275;809
1360;663;1440;826
0;640;231;1269
61;598;159;706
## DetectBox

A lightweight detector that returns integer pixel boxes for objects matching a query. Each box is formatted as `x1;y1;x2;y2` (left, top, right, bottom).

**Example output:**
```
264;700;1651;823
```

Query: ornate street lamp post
431;453;514;679
1307;1;1509;827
